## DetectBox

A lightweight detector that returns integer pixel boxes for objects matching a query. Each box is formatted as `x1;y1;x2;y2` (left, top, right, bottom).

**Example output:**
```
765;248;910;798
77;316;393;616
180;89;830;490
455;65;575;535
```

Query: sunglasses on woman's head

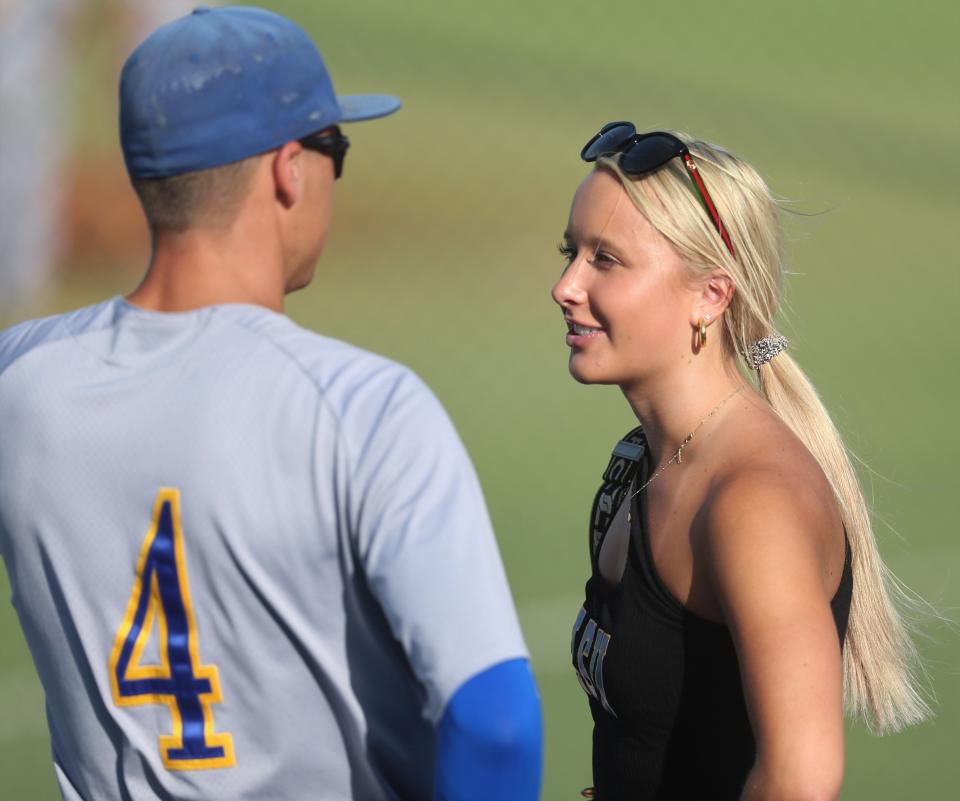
580;122;736;258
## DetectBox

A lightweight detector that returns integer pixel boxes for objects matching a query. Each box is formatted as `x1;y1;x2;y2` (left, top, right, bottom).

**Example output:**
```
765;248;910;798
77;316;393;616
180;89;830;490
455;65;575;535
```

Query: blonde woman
558;123;928;801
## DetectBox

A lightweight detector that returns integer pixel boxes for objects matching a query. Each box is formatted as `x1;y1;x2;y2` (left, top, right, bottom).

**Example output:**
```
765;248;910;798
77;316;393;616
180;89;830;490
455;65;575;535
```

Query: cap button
192;5;212;14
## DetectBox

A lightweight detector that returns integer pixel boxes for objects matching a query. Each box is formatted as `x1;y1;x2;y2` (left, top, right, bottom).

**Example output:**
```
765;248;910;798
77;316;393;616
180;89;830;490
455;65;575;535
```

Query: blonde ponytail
600;139;931;734
758;352;930;732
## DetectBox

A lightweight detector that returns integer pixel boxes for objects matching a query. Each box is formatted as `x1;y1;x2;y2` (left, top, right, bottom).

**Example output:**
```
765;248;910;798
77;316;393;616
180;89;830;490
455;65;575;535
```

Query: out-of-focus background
1;0;957;797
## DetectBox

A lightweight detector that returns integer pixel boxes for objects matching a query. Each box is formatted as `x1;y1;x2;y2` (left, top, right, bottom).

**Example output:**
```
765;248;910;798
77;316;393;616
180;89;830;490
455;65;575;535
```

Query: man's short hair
131;157;260;233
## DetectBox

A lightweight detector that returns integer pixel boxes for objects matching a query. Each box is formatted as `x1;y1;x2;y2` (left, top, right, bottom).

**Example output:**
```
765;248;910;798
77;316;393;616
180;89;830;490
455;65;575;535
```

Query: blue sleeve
434;658;543;801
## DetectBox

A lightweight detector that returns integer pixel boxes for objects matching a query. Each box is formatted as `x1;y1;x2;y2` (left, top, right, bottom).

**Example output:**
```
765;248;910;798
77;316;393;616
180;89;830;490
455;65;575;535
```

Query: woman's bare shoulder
711;399;839;519
696;405;845;598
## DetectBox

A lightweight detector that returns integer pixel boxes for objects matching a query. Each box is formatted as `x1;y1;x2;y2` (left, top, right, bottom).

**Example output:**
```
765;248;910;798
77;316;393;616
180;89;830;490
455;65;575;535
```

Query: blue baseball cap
120;5;401;179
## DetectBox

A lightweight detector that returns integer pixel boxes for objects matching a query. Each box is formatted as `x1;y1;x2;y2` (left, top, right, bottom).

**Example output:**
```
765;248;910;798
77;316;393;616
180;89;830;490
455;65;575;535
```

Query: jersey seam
213;311;407;487
0;311;104;378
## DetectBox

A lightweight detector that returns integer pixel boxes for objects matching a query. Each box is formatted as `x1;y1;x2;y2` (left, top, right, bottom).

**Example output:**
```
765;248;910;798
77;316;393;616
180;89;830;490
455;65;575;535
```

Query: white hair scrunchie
745;334;788;369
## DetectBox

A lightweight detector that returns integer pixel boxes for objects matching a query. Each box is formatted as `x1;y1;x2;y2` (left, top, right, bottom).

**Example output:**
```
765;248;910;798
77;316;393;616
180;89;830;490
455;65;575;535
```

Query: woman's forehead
566;169;653;244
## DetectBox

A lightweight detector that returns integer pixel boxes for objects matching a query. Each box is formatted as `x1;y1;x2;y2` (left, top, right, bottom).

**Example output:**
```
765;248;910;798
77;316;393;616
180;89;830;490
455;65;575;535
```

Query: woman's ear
690;269;735;329
272;141;305;209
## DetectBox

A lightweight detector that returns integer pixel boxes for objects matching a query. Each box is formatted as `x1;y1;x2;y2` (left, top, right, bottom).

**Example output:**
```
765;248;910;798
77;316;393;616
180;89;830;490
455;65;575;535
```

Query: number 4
109;488;235;770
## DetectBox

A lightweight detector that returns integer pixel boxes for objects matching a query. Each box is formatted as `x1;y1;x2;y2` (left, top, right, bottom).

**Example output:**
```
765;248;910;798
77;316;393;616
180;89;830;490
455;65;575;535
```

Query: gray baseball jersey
0;297;527;801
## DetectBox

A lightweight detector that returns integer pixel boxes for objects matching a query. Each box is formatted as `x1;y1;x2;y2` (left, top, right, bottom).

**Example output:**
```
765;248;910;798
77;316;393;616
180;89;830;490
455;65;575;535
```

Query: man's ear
690;269;735;330
272;141;305;209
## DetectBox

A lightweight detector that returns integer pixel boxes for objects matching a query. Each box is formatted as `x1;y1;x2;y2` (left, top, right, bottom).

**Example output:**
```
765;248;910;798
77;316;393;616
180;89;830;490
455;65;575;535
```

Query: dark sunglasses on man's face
580;122;735;258
299;126;350;179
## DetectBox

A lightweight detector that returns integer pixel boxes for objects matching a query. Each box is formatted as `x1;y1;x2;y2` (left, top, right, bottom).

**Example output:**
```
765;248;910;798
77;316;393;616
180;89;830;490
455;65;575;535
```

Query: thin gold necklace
629;384;744;504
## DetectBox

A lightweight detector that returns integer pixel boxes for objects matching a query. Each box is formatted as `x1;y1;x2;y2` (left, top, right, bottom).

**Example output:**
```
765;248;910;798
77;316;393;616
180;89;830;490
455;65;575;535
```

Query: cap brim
338;94;402;122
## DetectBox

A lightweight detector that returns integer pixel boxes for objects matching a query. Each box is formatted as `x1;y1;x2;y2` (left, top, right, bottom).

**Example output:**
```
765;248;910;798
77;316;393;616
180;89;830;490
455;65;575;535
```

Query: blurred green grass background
1;0;958;798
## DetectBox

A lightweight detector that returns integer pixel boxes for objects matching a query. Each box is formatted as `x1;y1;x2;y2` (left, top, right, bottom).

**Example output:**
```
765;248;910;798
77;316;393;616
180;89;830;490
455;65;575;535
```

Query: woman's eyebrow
563;231;608;249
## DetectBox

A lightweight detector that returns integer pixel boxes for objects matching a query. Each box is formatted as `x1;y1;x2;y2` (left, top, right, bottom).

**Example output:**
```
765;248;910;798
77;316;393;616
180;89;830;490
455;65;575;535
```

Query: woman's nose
550;258;586;308
551;260;587;308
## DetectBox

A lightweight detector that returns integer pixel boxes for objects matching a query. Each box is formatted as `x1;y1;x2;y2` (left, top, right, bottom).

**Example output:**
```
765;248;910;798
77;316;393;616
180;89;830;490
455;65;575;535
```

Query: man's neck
127;228;286;313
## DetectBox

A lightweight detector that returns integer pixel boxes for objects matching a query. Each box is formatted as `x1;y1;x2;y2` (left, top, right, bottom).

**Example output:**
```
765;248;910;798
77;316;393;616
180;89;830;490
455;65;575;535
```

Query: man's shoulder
216;305;429;412
0;300;115;377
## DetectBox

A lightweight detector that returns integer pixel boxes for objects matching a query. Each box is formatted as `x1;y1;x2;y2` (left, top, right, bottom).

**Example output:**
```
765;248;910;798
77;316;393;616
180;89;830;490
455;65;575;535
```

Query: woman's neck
622;356;749;469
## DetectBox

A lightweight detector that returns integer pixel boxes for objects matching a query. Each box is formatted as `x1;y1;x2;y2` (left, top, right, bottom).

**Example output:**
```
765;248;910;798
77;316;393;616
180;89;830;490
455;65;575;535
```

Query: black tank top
570;427;853;800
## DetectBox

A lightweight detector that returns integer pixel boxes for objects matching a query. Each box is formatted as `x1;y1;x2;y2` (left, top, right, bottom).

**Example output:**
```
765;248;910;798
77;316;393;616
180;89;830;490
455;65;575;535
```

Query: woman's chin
568;358;618;386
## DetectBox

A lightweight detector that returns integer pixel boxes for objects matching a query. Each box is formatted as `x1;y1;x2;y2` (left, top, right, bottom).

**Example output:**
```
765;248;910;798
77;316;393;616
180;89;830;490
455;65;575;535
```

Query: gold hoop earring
697;317;707;349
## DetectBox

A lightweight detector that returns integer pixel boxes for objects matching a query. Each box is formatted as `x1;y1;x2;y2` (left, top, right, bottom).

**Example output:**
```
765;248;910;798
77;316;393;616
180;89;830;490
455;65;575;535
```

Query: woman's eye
557;242;576;261
590;251;617;267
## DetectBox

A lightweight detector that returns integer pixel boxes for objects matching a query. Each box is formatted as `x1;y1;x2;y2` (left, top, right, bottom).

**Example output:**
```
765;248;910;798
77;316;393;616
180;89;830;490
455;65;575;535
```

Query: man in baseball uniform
0;6;542;800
